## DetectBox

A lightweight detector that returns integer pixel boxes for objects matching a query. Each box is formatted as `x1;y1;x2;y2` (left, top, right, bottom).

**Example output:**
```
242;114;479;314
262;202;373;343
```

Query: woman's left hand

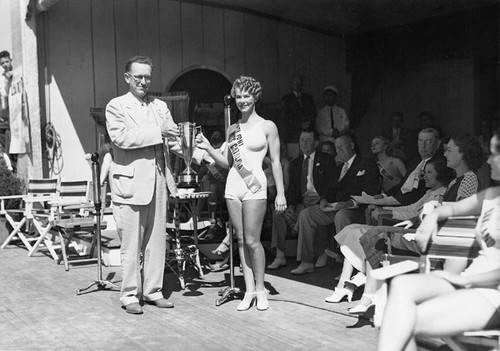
274;194;287;213
195;133;212;151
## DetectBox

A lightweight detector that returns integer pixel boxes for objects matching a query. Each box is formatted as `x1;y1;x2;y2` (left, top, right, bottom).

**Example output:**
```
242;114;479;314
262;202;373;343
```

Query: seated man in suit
291;134;379;275
378;127;445;208
267;129;334;269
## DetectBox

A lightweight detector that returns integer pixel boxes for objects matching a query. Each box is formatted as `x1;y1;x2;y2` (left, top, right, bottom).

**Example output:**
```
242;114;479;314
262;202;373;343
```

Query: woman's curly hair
231;76;262;102
449;134;483;172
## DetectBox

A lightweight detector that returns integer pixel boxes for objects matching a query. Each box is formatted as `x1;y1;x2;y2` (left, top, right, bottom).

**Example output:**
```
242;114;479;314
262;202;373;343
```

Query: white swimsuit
225;121;268;201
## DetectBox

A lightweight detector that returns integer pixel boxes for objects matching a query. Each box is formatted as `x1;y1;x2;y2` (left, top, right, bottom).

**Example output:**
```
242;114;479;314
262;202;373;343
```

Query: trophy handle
195;125;202;136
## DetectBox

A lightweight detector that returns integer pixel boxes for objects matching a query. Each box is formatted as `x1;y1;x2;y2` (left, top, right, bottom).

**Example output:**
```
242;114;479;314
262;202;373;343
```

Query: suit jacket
387;153;446;205
105;92;188;205
287;151;336;206
279;91;316;143
328;155;379;203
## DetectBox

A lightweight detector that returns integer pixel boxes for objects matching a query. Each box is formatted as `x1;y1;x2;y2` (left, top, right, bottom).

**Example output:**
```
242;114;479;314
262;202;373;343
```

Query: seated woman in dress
328;134;482;314
371;136;407;193
377;130;500;351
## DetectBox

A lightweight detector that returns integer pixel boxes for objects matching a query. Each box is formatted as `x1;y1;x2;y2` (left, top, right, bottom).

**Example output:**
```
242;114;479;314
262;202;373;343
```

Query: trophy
177;122;202;188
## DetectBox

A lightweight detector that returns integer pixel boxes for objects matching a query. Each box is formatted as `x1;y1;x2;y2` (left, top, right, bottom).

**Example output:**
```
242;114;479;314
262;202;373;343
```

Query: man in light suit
291;134;379;274
106;56;201;314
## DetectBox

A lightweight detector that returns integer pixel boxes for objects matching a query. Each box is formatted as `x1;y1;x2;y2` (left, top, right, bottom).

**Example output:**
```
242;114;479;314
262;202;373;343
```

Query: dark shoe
124;302;143;314
146;298;174;308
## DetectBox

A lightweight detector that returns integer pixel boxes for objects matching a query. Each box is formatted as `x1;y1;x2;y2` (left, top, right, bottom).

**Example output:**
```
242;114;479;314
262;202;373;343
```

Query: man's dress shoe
146;298;174;308
315;254;328;268
124;302;143;314
291;263;314;275
267;257;286;270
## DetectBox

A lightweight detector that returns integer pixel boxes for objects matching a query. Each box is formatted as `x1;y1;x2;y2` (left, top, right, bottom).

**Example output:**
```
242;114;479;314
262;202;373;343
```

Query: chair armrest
0;194;25;200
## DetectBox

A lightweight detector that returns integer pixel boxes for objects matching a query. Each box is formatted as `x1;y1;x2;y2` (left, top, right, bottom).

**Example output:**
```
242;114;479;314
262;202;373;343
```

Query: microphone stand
76;152;120;295
216;95;241;306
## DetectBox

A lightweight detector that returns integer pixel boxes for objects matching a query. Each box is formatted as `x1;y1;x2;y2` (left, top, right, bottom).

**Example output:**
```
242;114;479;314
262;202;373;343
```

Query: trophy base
177;174;199;189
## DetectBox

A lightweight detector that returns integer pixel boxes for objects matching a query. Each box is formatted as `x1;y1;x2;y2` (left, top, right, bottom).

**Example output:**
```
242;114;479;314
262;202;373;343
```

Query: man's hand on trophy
160;121;179;138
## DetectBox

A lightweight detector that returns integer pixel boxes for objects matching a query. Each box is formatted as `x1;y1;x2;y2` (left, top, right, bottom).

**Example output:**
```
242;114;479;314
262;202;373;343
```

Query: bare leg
242;199;267;291
415;288;500;335
378;274;456;351
226;199;255;292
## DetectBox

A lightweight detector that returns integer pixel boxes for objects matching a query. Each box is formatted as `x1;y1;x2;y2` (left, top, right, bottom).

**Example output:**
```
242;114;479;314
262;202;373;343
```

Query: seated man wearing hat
315;85;349;142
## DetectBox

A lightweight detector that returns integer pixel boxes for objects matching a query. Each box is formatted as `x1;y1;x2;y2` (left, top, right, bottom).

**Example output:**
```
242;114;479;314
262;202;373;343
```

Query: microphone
90;152;101;208
224;94;233;106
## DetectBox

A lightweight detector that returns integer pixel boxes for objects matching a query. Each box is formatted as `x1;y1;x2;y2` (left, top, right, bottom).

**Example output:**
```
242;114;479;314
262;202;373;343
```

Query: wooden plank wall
38;0;347;179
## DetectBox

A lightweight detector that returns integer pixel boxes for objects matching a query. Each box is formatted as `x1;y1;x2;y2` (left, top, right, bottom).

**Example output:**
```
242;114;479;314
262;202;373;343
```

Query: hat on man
324;85;338;95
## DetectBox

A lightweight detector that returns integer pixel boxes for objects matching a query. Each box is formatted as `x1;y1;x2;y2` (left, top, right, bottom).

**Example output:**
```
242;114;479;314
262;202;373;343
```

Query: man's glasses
127;73;152;83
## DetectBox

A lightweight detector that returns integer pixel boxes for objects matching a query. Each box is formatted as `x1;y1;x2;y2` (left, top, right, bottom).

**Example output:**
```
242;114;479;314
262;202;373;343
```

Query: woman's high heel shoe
255;290;269;311
348;294;374;314
237;292;255;311
325;287;354;303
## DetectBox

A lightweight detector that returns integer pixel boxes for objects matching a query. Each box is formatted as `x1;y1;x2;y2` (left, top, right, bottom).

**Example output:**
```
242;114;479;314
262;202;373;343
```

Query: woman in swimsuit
198;76;286;311
371;136;407;193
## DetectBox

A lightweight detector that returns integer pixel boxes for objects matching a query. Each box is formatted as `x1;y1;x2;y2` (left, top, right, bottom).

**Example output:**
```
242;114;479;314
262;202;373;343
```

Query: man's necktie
400;160;425;194
297;92;302;107
330;107;335;129
301;155;309;194
339;162;349;181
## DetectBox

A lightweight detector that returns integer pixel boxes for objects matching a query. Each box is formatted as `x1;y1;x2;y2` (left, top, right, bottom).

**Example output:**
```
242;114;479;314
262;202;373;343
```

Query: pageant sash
227;123;262;193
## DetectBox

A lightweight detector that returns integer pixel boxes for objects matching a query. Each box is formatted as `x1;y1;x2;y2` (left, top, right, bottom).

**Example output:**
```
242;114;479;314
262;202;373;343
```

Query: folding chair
0;178;58;250
28;180;91;261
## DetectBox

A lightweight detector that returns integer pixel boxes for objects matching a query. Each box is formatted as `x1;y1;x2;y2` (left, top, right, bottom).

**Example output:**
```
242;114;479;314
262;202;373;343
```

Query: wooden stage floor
0;244;442;350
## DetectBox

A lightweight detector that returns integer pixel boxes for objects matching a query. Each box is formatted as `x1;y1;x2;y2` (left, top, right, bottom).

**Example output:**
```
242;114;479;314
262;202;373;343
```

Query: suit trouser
297;206;364;263
271;203;305;253
113;166;167;305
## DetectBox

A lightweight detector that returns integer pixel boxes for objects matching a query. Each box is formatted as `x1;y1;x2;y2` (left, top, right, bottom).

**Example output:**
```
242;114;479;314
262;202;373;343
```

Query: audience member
417;111;445;143
381;128;445;206
377;129;500;351
290;134;379;275
371;136;407;193
0;144;12;172
330;159;452;306
315;85;349;142
0;51;13;169
267;129;333;269
477;118;493;158
318;140;335;157
381;112;414;161
279;75;316;159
